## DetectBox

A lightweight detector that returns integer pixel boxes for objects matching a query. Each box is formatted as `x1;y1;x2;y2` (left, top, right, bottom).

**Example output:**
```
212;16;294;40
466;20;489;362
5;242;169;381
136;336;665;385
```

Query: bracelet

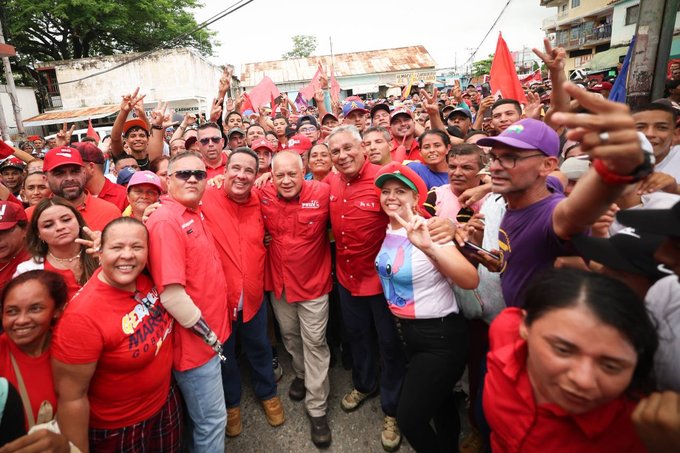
592;152;654;184
150;124;163;130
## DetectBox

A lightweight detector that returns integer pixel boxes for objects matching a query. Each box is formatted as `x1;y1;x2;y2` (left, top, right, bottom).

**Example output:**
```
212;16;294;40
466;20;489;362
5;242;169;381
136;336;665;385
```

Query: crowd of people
0;38;679;453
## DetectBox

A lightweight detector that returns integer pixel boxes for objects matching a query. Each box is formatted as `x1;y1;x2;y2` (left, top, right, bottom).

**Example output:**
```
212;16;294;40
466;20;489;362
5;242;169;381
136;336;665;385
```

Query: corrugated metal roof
240;45;436;87
23;105;119;127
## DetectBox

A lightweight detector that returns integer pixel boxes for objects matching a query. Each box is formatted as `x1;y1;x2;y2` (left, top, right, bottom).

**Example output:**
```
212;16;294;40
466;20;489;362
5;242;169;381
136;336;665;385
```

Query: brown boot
261;396;285;426
226;407;242;437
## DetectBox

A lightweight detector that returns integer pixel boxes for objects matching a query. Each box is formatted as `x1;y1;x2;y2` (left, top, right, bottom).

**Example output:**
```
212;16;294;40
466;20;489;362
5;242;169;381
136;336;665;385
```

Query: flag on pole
402;73;416;100
86;119;100;143
609;36;635;103
247;76;281;111
330;66;341;103
519;68;543;85
300;62;324;101
489;32;527;104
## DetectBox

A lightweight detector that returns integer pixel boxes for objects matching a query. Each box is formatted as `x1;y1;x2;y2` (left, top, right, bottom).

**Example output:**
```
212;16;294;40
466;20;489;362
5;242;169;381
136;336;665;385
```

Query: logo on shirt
301;200;320;209
358;201;377;209
497;228;510;274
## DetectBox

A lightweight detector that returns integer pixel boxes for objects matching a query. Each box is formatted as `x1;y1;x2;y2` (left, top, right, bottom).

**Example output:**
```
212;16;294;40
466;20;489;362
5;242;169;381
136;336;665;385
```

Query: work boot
272;349;284;382
309;414;332;448
261;396;285;426
340;388;376;412
289;377;306;401
226;406;242;437
381;416;401;452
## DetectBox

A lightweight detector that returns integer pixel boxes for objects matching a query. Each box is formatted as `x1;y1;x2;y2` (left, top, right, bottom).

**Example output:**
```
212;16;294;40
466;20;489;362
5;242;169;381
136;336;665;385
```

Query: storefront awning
581;46;629;71
349;84;379;95
23;105;119;127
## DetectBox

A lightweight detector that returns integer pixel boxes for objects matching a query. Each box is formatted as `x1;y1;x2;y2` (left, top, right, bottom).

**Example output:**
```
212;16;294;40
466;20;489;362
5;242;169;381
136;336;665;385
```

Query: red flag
300;62;324;101
520;69;543;86
489;33;527;104
86;119;100;144
270;93;278;119
330;69;340;103
241;93;255;114
248;76;281;111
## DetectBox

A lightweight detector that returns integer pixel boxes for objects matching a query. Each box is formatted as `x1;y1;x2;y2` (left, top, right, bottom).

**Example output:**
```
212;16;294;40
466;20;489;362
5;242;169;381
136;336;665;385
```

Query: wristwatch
592;132;655;184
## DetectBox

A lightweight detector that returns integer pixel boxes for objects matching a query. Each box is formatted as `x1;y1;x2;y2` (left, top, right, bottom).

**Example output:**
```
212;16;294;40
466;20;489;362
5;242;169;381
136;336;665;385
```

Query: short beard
58;186;84;201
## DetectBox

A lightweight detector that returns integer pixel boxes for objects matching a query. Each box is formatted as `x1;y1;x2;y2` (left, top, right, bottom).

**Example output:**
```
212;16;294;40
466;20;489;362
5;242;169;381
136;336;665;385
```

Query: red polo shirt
0;248;29;289
146;195;230;371
205;152;228;180
325;160;388;296
25;192;121;232
97;178;129;211
260;180;332;303
202;186;265;323
390;137;422;163
483;308;647;453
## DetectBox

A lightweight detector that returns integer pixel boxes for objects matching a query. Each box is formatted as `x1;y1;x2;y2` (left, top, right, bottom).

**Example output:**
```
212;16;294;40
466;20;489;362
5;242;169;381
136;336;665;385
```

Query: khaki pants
270;291;330;417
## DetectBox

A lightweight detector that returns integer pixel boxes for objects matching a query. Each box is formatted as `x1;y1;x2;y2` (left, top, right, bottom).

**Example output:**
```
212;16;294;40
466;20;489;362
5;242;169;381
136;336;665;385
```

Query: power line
58;0;255;85
462;0;513;68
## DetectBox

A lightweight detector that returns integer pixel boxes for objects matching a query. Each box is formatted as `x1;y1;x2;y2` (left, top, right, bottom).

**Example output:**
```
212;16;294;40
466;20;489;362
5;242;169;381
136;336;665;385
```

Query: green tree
282;35;317;60
2;0;215;61
471;55;494;77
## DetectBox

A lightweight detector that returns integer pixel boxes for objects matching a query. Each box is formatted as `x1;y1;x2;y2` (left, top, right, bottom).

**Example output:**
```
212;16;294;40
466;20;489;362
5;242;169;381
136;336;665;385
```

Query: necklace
0;256;16;273
48;250;81;263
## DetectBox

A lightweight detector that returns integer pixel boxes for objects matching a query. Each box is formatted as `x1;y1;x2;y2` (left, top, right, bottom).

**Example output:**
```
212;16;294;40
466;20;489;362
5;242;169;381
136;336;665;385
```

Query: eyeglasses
169;170;208;181
487;153;545;169
199;136;222;145
298;126;317;133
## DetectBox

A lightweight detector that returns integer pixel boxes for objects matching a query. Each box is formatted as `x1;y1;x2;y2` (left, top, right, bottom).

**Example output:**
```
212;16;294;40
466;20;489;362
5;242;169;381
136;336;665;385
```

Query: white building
23;48;228;133
1;87;40;137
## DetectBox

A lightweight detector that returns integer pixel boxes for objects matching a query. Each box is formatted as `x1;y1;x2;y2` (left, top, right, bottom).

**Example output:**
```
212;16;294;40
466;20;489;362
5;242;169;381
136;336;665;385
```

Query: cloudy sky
196;0;555;74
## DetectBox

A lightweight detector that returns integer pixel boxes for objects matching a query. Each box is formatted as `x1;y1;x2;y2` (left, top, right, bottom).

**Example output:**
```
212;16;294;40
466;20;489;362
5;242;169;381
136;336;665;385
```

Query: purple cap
477;118;560;157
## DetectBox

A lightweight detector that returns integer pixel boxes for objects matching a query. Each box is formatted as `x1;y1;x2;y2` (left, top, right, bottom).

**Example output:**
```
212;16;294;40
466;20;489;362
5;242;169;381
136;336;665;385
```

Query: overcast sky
195;0;555;74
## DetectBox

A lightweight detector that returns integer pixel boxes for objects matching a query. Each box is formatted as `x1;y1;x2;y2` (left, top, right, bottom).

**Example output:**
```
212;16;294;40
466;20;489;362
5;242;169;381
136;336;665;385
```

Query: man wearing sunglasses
197;122;228;179
146;151;230;452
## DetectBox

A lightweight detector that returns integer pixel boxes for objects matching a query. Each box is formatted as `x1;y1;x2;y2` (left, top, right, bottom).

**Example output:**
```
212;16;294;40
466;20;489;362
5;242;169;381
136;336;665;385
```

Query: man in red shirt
261;150;333;447
74;142;128;211
0;200;30;287
146;151;230;452
25;146;121;232
390;109;421;162
200;148;284;438
197;122;228;179
325;125;406;450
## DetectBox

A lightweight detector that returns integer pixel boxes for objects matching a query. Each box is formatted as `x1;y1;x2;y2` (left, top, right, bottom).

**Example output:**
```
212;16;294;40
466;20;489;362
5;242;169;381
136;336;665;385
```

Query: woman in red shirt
0;270;67;430
484;268;658;453
14;197;99;299
51;217;179;453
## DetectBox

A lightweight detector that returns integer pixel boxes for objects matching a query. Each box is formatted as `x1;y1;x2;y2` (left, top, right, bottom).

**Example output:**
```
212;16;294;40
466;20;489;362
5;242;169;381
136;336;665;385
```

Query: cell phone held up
462;241;500;261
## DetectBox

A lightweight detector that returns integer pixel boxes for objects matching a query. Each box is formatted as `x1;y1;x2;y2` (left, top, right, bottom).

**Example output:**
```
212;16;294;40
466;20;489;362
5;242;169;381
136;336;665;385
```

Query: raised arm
110;88;146;158
533;38;569;130
551;83;649;240
147;101;169;162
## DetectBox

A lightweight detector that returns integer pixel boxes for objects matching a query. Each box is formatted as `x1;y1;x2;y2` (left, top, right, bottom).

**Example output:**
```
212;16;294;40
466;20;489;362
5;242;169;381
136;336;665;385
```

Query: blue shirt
407;162;448;189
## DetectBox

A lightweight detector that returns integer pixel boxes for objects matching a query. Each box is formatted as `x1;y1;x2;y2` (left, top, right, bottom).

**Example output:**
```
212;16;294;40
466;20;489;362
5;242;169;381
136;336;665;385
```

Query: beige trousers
270;291;330;417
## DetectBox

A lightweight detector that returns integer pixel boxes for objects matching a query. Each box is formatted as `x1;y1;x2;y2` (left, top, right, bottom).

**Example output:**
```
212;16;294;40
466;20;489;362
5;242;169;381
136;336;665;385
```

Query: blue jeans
173;355;226;453
337;283;406;417
221;300;277;407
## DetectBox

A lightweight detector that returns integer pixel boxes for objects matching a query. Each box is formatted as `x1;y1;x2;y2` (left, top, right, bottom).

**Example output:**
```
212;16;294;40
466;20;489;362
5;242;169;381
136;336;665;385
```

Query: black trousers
396;313;469;453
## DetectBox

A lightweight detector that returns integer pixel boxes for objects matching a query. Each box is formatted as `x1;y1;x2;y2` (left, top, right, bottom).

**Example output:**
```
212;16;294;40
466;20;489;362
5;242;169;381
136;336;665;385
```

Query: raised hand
533;37;566;74
391;204;433;251
55;122;75;147
524;91;544;120
419;88;439;113
218;66;232;97
150;101;169;127
210;97;224;123
120;87;146;113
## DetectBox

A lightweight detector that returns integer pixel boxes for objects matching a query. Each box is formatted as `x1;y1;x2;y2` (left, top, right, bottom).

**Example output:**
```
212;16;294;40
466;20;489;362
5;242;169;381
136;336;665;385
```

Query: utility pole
627;0;680;108
0;18;23;138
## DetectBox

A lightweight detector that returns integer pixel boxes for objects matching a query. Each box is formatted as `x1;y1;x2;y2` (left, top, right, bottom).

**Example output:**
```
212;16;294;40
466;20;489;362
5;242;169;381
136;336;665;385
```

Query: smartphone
463;241;500;261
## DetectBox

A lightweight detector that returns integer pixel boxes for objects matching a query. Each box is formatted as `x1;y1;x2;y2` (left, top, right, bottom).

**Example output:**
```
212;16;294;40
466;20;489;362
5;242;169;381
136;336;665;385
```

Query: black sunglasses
199;136;222;145
170;170;208;181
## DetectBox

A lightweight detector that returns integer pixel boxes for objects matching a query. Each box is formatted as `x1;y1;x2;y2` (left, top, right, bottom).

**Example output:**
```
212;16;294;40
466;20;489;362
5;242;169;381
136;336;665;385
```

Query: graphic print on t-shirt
123;288;173;359
497;228;511;274
375;234;414;310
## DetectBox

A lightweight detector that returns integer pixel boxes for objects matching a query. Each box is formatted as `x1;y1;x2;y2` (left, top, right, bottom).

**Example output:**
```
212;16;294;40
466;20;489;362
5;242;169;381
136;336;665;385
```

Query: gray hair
328;125;362;144
362;126;391;142
271;150;303;172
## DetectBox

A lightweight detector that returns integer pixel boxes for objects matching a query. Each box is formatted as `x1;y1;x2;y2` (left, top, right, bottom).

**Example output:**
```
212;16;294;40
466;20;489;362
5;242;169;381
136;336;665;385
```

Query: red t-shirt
205;153;228;180
325;160;389;296
26;192;121;232
146;195;230;371
51;270;174;429
44;260;81;301
483;308;647;453
97;178;129;212
202;186;265;323
260;180;332;303
0;248;30;289
0;334;56;429
390;137;422;163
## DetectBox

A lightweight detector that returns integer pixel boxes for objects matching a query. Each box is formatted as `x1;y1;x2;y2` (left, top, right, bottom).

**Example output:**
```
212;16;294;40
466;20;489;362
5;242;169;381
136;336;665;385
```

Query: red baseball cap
43;146;84;172
284;134;312;154
252;138;274;153
592;82;613;92
123;118;149;135
0;201;27;231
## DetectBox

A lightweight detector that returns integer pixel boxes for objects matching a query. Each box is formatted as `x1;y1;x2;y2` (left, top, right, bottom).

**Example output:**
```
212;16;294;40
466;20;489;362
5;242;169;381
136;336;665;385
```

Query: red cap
27;135;41;141
592;82;613;92
390;108;413;123
0;157;25;171
252;138;274;153
284;134;313;154
123;118;149;135
43;146;84;172
0;201;27;230
374;162;430;218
